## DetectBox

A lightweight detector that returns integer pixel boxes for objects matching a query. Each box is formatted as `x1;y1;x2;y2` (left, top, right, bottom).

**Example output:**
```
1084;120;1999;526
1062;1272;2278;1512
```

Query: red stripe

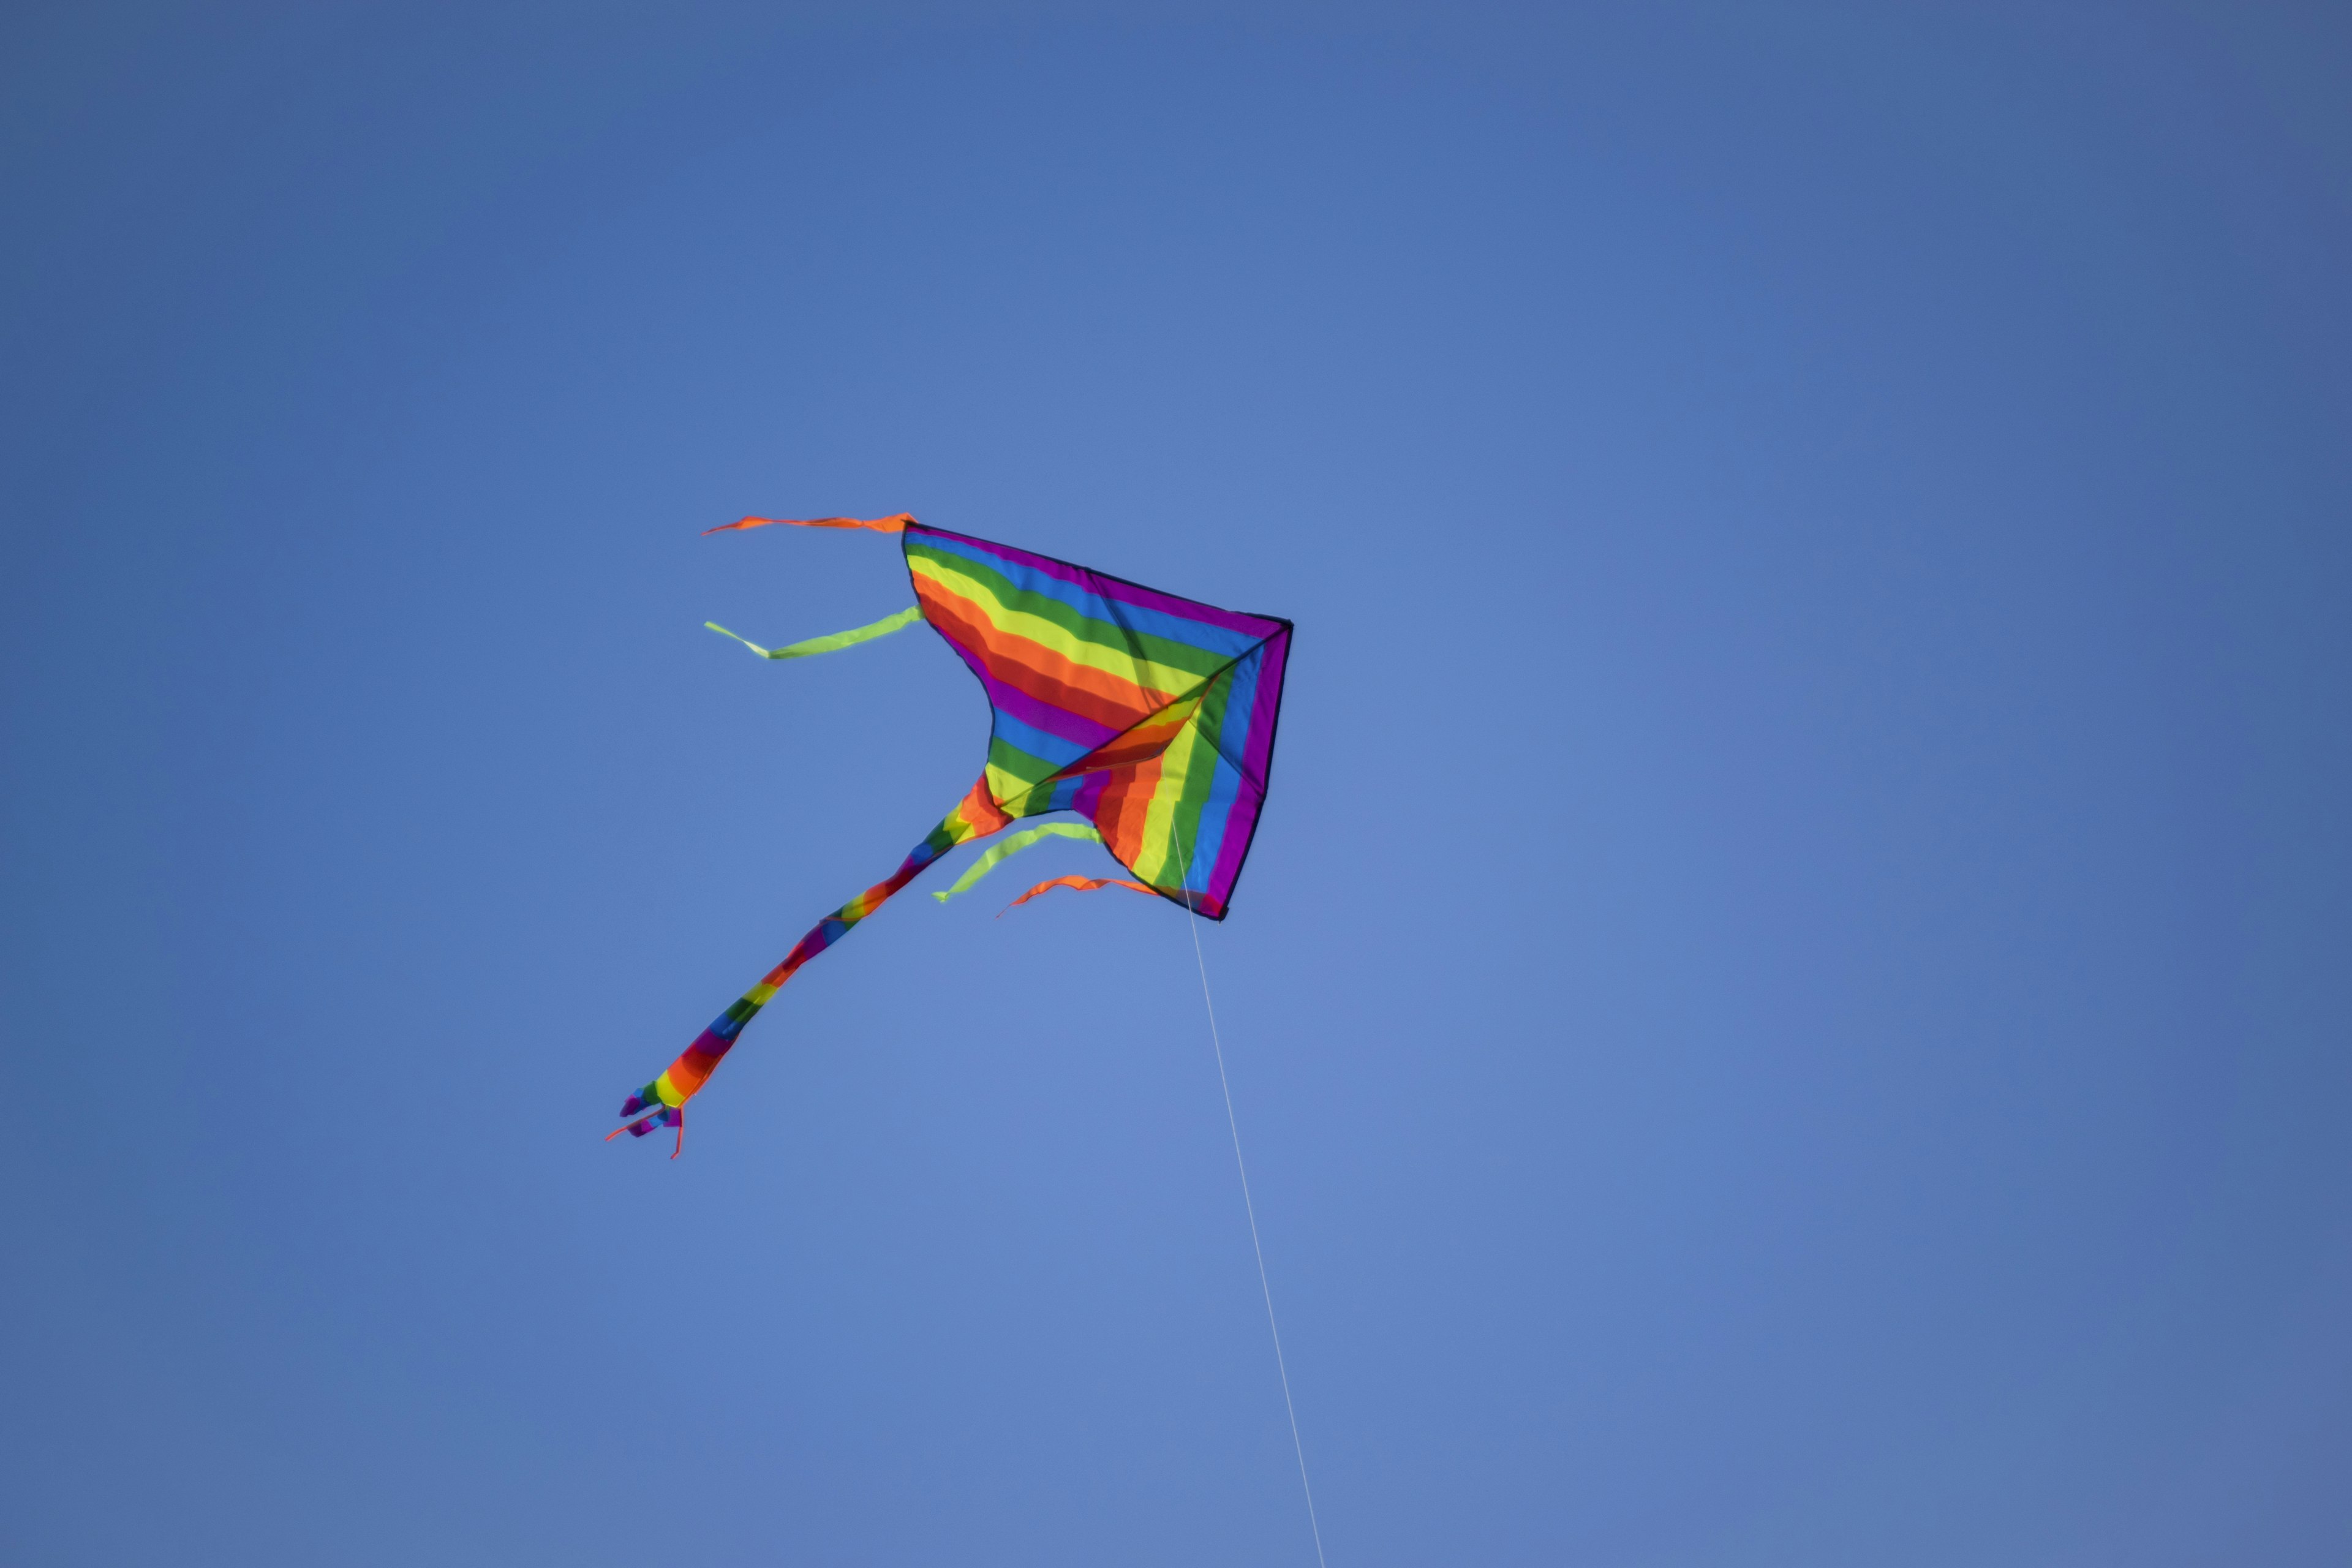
917;582;1173;731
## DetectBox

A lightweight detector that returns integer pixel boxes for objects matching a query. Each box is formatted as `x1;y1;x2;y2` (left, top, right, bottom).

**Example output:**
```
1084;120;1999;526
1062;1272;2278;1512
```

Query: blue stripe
990;709;1093;769
1185;750;1243;888
1200;643;1264;778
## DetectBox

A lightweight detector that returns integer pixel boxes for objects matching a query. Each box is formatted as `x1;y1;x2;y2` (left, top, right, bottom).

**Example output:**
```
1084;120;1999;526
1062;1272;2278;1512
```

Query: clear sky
4;4;2348;1564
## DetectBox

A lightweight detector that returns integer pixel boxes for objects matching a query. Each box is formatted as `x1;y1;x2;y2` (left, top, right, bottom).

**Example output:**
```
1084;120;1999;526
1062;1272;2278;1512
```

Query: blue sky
3;4;2348;1564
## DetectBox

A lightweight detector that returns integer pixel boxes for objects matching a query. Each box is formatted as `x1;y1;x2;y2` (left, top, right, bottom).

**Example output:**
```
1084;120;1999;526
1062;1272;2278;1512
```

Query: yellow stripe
910;554;1197;698
984;692;1207;821
1128;719;1208;887
654;1072;687;1108
986;760;1040;808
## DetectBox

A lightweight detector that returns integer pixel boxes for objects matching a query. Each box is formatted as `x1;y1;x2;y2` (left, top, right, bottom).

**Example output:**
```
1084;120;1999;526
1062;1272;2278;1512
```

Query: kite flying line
610;508;1319;1548
1179;836;1329;1568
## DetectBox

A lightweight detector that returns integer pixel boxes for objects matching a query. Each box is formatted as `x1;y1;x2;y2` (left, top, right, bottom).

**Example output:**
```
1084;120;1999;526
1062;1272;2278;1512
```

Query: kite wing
903;523;1290;919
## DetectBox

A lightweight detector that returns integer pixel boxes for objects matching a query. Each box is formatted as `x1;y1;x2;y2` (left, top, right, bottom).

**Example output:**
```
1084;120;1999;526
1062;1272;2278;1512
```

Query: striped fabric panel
903;524;1291;920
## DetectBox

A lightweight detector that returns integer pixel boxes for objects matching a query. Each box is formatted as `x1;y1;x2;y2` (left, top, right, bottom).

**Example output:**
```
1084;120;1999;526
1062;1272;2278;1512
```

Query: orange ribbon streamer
998;875;1155;916
703;513;915;535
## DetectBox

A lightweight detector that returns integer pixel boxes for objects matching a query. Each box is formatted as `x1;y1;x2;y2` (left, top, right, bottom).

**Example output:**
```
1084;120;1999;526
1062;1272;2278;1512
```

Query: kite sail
612;515;1291;1150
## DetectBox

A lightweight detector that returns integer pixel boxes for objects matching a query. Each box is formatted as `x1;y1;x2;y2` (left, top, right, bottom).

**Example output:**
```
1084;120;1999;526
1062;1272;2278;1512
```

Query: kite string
1177;839;1329;1568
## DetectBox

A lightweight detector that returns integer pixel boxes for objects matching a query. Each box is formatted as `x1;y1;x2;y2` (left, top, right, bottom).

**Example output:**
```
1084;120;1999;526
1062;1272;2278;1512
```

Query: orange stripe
949;777;1012;840
916;582;1174;729
919;582;1171;723
665;1051;720;1098
1093;752;1164;871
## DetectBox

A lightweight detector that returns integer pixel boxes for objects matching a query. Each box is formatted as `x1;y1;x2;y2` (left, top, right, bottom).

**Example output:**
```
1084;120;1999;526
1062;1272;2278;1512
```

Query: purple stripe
1205;627;1289;909
912;524;1284;639
1204;783;1265;915
979;671;1117;750
927;605;1123;751
1235;625;1289;795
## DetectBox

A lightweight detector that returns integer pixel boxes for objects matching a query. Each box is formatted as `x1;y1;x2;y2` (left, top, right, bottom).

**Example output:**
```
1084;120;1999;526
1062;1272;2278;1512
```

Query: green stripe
986;734;1063;790
1189;662;1242;772
1170;715;1220;877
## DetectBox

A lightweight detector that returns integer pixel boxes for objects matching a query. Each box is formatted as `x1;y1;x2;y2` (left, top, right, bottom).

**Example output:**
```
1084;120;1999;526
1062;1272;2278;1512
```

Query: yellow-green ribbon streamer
932;823;1104;902
706;605;924;660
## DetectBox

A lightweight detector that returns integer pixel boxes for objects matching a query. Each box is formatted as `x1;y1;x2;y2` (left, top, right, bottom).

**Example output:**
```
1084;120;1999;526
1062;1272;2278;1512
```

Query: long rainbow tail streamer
611;778;1011;1138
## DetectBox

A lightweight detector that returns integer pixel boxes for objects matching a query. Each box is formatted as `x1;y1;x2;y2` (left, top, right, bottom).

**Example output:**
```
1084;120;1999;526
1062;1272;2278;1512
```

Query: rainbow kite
613;514;1292;1152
